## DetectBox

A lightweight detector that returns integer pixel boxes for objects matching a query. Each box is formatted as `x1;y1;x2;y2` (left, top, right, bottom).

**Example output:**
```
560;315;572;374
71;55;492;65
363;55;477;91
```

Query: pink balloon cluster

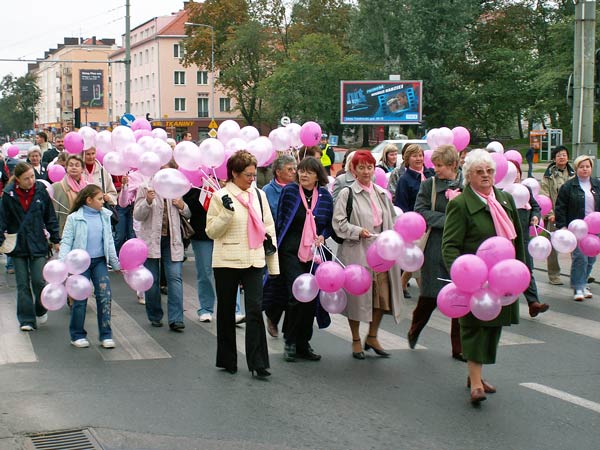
571;215;600;257
119;239;154;292
40;250;95;310
438;236;530;321
427;126;471;151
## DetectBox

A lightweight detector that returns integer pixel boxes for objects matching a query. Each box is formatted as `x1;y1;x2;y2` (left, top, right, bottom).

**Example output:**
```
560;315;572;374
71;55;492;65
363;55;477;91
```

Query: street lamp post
185;22;215;123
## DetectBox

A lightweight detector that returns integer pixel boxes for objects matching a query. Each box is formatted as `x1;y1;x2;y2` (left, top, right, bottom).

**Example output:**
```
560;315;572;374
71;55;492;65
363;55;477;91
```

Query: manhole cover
25;428;103;450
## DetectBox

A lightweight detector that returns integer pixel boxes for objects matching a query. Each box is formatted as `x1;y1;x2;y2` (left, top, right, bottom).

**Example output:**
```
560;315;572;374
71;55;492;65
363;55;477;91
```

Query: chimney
92;36;96;45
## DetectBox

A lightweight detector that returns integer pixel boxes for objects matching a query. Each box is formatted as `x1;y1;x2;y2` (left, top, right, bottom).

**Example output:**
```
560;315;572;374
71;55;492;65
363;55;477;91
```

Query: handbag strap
431;177;437;212
100;167;106;193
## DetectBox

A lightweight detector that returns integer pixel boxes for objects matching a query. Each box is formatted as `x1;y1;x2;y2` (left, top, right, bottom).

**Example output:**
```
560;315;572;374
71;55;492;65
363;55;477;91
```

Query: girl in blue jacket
59;184;121;349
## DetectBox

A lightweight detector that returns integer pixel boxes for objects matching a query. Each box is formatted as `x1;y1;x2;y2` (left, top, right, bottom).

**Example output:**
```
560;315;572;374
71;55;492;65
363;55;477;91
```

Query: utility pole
125;0;131;114
572;0;596;160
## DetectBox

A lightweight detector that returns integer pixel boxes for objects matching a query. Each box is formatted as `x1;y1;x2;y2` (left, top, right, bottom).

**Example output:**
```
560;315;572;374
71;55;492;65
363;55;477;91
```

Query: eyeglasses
241;172;257;179
474;168;495;176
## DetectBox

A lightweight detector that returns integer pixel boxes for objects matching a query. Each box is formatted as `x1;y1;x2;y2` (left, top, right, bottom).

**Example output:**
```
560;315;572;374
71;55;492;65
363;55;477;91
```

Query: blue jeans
69;257;112;340
144;236;183;324
571;247;596;291
114;204;135;254
6;255;13;272
13;256;47;327
191;240;216;315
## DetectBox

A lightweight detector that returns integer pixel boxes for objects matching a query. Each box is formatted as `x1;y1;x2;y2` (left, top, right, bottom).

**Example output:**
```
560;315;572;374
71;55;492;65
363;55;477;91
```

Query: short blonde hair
403;144;423;168
431;144;459;168
573;155;594;170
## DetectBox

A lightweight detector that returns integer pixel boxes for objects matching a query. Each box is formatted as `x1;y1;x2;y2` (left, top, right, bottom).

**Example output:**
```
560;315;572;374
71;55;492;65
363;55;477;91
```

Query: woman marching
59;185;121;348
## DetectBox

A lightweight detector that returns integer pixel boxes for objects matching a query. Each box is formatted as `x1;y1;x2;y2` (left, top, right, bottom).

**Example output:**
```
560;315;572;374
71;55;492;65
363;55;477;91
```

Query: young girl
59;185;121;348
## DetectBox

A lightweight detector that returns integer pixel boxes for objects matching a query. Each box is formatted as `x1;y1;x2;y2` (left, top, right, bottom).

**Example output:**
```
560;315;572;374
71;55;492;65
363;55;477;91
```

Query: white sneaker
101;339;116;349
235;314;246;324
584;287;593;298
71;338;90;348
37;313;48;325
199;313;212;323
136;292;146;305
20;324;34;332
574;290;585;301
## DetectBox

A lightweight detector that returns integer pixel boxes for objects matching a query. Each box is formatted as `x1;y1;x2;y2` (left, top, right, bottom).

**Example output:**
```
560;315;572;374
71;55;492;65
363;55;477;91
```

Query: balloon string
320;244;346;267
437;277;452;283
536;224;552;234
309;246;318;274
198;168;221;190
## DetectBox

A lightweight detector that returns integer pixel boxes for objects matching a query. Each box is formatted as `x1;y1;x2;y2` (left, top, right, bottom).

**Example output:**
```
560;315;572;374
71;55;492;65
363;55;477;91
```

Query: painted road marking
519;309;600;340
520;383;600;414
0;291;37;364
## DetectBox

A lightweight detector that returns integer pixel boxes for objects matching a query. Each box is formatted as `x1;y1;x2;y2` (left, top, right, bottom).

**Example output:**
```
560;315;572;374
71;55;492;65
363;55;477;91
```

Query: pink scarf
66;175;88;193
235;190;266;250
411;167;426;181
298;186;318;263
445;189;461;201
474;188;517;240
358;181;382;227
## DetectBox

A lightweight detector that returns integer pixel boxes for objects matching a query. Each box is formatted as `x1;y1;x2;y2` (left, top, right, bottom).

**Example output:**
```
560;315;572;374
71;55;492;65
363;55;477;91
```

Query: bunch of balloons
119;238;153;293
366;212;426;273
426;126;471;151
40;249;94;310
437;236;531;321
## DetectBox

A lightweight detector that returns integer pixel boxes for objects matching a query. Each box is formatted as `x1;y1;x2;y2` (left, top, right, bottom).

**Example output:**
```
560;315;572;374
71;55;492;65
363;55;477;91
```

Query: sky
0;0;187;80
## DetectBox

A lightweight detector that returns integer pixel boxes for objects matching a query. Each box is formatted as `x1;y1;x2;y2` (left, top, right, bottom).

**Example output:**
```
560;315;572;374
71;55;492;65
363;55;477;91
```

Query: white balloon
151;128;168;141
486;141;504;153
521;177;540;196
199;138;226;168
138;136;155;153
528;236;552;260
151;168;191;199
225;137;248;154
437;127;454;146
240;126;260;142
568;219;589;241
217;120;241;145
246;137;273;166
551;229;578;254
286;123;302;148
112;126;136;151
396;243;424;272
495;161;518;189
269;128;291;151
121;143;144;169
375;230;405;261
503;183;530;209
151;139;173;166
103;151;128;176
95;130;113;153
78;126;98;150
138;151;162;177
174;141;202;170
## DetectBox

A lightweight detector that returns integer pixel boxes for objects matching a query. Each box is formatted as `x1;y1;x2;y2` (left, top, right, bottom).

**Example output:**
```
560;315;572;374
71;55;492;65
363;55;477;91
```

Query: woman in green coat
442;149;525;405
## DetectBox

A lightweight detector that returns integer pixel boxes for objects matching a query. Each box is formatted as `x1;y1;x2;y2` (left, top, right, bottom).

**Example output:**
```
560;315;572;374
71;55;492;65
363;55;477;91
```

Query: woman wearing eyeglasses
206;150;279;380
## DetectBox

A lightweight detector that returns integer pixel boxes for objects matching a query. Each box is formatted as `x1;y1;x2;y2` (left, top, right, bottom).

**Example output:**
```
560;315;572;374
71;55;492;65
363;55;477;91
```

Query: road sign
208;129;218;138
280;116;291;126
120;113;135;127
208;119;218;129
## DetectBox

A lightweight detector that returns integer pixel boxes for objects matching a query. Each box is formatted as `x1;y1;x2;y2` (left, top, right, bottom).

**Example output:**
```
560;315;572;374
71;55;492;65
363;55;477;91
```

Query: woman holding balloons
554;155;600;301
408;145;464;360
332;150;402;359
0;162;60;331
52;155;88;235
442;149;524;405
276;157;333;362
59;185;121;348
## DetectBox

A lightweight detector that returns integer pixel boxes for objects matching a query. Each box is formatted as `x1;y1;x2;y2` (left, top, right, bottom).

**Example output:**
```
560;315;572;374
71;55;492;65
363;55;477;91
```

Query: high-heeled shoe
467;376;496;393
470;388;487;405
352;338;365;360
364;335;390;357
251;368;271;380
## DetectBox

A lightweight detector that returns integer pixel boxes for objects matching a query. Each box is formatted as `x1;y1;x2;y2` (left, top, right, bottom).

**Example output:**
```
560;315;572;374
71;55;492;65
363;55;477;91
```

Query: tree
0;73;40;136
289;0;355;48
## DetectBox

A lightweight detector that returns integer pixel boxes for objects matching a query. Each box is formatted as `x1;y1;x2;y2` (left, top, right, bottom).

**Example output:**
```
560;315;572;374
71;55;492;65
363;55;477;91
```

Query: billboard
80;69;104;108
340;80;422;125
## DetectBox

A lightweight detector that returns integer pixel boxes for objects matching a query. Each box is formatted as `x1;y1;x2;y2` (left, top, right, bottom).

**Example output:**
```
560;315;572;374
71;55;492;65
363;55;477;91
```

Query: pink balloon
469;288;502;321
64;249;91;275
528;236;552;260
39;179;54;198
319;289;347;314
584;212;600;234
121;142;144;168
366;243;395;272
131;117;152;131
65;274;93;301
138;151;162;177
535;194;552;216
488;259;531;297
7;145;19;158
199;138;226;168
240;126;260;142
103;151;128;176
579;234;600;257
43;259;69;284
299;121;322;147
41;283;67;311
374;167;387;189
47;164;66;182
529;218;544;237
568;219;589;240
375;230;405;261
119;238;149;271
124;266;154;292
394;212;427;242
423;149;434;169
491;153;508;183
437;283;471;318
292;273;319;303
64;132;84;154
396;243;424;272
214;161;228;180
315;261;346;293
504;150;522;166
179;167;204;187
343;264;372;295
261;149;277;168
450;254;488;293
452;126;470;151
476;236;515;270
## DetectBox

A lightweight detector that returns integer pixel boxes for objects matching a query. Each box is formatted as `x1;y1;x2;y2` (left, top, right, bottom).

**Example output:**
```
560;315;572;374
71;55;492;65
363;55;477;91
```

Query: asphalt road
0;250;598;450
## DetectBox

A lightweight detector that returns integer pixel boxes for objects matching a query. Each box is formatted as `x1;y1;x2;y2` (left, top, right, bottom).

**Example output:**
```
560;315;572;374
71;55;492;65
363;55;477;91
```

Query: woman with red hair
332;151;403;359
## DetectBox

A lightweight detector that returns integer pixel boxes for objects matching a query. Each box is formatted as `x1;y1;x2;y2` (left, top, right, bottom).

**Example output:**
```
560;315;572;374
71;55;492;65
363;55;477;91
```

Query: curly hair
227;150;258;181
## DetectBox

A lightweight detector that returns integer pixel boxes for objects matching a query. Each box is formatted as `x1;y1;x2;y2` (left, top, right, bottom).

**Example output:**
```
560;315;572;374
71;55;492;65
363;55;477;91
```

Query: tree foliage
0;73;40;136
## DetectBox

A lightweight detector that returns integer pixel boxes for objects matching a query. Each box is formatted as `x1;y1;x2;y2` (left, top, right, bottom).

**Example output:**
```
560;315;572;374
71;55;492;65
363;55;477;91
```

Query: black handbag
255;188;277;256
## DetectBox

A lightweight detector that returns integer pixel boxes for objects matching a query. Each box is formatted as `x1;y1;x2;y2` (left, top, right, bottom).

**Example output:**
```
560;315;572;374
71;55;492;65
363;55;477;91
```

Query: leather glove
222;194;235;211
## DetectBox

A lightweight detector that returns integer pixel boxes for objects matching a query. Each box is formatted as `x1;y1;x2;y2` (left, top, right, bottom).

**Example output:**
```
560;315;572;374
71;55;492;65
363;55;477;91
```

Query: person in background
0;162;60;331
387;143;412;202
335;149;354;178
166;138;176;150
540;146;574;285
182;132;193;142
331;151;355;203
262;155;297;220
298;146;322;161
42;135;63;167
113;174;135;253
35;131;52;158
525;146;534;179
59;185;121;348
83;148;117;207
459;148;470;169
319;134;335;175
377;144;399;173
52;155;87;235
554;155;600;301
26;146;47;180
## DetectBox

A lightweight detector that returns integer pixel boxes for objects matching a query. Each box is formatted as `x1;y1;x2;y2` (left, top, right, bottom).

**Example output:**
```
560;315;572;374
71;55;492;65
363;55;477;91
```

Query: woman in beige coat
332;150;403;359
206;150;279;379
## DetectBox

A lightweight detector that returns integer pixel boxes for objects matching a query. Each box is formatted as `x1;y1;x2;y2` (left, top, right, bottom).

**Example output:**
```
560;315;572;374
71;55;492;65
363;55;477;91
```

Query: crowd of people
0;131;595;404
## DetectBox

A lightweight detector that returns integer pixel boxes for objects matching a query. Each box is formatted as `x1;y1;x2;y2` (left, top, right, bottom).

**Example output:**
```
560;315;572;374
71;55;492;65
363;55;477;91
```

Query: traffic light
74;108;81;129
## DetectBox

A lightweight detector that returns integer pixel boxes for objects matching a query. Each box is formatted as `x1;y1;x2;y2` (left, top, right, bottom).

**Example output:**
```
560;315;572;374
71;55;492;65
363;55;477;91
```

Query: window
133;54;137;66
174;43;183;58
197;98;209;118
219;97;231;112
175;98;186;112
145;49;149;64
146;75;150;89
174;71;185;85
197;71;208;85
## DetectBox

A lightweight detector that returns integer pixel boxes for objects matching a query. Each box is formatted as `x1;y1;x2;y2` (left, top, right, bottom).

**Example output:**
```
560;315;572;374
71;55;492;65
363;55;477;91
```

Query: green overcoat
441;185;525;328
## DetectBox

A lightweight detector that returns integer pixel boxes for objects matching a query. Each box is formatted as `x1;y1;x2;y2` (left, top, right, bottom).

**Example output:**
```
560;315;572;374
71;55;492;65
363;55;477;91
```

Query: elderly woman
262;155;297;218
442;149;524;405
377;144;399;173
408;145;464;360
332;150;402;359
206;150;279;379
83;147;117;206
276;157;333;362
53;155;88;235
26;146;47;180
555;155;600;301
134;161;191;332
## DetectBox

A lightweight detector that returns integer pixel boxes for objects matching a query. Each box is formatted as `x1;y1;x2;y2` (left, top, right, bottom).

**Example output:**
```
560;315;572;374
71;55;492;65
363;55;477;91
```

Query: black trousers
523;247;540;305
214;267;269;371
408;296;462;356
